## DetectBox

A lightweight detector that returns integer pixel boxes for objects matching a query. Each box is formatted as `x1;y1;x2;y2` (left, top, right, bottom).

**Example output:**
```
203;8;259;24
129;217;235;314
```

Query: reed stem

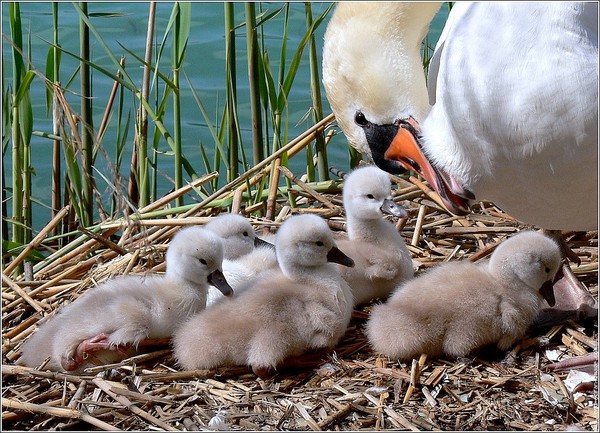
225;2;239;182
79;2;93;226
138;2;156;209
305;3;328;182
245;3;264;166
51;2;61;230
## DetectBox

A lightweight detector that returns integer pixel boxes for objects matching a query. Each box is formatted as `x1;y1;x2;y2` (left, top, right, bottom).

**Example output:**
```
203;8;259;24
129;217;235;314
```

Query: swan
18;226;233;372
204;213;277;306
173;214;355;376
322;1;598;323
336;165;414;305
366;231;562;360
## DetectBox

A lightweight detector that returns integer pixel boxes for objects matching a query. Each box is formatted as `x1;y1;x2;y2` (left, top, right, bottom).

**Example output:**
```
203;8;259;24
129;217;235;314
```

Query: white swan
173;214;354;376
323;2;598;230
18;226;232;372
336;165;414;305
322;1;598;324
366;231;561;360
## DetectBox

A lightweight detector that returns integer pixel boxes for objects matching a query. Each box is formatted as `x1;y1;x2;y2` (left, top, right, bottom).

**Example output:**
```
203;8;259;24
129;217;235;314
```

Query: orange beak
384;118;472;216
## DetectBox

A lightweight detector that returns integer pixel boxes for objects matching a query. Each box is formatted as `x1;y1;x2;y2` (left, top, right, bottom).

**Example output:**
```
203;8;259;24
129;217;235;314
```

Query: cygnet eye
367;194;375;199
544;266;550;274
354;111;368;127
243;231;249;237
199;258;208;265
316;241;324;247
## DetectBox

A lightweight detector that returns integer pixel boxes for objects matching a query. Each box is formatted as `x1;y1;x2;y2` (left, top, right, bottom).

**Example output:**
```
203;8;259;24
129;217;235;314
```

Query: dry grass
2;123;598;431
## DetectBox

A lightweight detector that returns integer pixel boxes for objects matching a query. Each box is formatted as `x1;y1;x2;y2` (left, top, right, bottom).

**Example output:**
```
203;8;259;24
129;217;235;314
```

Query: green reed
2;2;449;269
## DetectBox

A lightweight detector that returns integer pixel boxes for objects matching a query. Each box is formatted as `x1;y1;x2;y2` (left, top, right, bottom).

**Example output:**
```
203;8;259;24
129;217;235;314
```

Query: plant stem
305;3;328;182
79;2;93;226
51;2;61;232
139;1;156;209
225;2;239;182
245;3;263;166
9;3;23;245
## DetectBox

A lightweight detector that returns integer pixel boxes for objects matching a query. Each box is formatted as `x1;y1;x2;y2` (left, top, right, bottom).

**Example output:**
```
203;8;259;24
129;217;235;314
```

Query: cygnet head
166;227;233;296
343;166;407;220
204;213;257;260
275;214;354;274
488;231;561;305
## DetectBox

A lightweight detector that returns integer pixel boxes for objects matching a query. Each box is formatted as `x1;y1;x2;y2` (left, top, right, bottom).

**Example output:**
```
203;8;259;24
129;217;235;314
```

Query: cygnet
336;165;414;305
366;231;561;360
204;213;277;306
173;214;355;376
19;226;232;372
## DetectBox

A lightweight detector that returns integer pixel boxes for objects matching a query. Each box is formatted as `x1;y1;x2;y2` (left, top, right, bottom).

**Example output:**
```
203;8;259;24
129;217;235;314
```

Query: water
2;2;449;232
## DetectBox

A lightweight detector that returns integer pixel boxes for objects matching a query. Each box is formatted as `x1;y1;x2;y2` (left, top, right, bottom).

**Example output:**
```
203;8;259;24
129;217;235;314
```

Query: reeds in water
2;2;337;266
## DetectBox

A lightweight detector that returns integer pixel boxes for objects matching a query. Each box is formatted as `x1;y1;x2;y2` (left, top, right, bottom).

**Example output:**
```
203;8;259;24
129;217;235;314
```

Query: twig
1;398;119;431
4;205;71;276
278;166;337;210
92;377;179;431
77;226;127;255
1;274;47;313
411;204;427;246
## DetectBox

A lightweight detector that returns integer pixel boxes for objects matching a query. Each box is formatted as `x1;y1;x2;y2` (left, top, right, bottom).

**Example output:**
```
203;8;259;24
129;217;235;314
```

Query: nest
2;120;598;431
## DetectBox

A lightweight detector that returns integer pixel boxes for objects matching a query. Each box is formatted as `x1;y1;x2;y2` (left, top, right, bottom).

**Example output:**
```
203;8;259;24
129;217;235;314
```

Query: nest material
2;138;598;431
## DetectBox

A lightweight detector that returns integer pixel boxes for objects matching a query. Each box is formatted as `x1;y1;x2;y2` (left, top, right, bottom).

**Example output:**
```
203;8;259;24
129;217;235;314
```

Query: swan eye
316;241;324;247
199;258;207;265
367;194;375;199
354;111;368;127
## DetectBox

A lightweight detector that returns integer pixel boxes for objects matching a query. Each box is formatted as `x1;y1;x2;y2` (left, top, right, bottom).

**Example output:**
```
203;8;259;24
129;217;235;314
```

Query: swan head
275;214;354;274
488;231;561;306
323;2;440;157
323;2;473;216
343;165;407;220
166;227;233;297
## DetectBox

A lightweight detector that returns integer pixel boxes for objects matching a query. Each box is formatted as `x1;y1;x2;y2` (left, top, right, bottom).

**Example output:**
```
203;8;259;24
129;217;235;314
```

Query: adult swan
322;2;598;323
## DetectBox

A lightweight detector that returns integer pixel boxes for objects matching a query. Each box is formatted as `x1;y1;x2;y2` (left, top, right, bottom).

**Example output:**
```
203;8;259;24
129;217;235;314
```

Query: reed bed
2;116;598;431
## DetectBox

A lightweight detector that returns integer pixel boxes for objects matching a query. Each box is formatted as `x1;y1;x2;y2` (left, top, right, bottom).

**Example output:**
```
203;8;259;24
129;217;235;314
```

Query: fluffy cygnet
173;214;355;375
336;165;414;305
204;213;277;306
204;213;259;260
19;227;232;372
366;231;561;360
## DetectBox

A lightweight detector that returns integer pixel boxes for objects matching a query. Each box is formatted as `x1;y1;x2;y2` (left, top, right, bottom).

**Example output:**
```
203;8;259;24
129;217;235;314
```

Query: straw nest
2;119;598;431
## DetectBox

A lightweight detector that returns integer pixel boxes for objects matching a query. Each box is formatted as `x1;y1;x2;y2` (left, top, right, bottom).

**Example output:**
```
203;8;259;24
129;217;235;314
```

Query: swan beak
208;269;234;297
327;246;355;268
383;118;472;216
380;198;408;218
539;280;556;307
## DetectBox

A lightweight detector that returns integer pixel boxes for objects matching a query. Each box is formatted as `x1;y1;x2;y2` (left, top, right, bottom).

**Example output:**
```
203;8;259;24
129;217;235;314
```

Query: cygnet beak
327;246;355;268
380;198;408;218
208;269;234;297
254;236;275;249
539;280;556;307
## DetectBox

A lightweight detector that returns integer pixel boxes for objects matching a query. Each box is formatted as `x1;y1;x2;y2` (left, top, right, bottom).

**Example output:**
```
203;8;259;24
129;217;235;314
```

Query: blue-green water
2;2;449;233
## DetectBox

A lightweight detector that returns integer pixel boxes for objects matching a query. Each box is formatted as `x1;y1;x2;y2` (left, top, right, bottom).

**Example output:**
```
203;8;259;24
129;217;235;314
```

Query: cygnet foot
62;333;130;371
251;349;333;378
252;366;274;378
